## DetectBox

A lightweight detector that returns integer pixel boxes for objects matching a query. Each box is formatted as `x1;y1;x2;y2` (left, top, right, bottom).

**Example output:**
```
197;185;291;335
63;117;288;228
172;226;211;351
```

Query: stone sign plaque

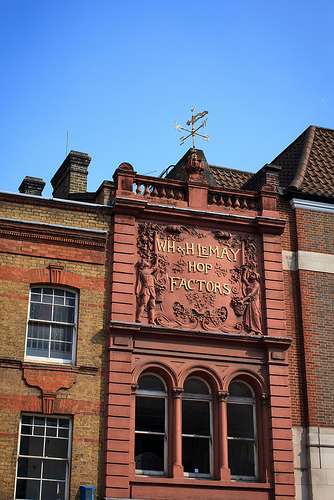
136;222;262;335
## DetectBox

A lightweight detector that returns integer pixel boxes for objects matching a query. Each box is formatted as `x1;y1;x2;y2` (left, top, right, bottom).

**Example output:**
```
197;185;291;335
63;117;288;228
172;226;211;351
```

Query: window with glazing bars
25;287;77;363
15;415;71;500
227;380;257;480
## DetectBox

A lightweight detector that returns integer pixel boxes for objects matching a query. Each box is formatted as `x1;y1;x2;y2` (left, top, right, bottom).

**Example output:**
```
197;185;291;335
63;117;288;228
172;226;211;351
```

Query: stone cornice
112;196;286;234
0;217;107;249
0;190;112;212
109;320;292;348
290;198;334;213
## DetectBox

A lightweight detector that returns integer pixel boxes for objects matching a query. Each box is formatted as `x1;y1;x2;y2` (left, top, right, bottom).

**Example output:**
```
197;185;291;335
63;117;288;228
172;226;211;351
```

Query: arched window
182;377;212;477
227;380;257;480
135;373;167;475
25;287;77;364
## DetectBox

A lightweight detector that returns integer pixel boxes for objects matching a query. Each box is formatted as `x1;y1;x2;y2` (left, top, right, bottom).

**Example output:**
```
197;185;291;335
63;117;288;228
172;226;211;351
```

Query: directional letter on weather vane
175;107;210;149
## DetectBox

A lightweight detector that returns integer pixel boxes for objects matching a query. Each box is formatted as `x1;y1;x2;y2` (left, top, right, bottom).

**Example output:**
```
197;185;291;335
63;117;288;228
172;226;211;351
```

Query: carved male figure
136;259;158;324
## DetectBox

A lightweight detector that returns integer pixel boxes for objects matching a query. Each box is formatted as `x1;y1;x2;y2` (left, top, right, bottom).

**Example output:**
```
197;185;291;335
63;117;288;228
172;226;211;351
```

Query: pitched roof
272;126;334;198
209;165;254;189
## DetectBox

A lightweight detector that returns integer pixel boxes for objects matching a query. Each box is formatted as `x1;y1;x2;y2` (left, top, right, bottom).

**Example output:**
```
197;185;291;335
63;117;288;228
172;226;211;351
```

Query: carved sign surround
135;222;263;335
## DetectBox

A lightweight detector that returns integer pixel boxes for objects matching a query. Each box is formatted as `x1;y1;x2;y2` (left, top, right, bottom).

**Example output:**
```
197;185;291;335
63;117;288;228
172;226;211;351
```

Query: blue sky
1;0;333;197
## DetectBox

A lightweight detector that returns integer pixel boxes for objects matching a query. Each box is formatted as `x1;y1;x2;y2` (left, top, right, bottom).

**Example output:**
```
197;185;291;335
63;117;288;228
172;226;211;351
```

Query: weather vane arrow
175;107;210;149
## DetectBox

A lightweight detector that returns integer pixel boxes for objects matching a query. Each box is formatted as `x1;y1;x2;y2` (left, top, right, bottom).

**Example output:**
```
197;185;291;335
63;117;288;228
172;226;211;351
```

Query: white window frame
135;373;167;476
15;414;72;500
182;377;213;478
227;380;258;481
25;286;78;365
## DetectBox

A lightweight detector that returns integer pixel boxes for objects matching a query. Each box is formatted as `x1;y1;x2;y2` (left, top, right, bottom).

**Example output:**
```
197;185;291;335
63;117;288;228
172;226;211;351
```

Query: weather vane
175;107;210;149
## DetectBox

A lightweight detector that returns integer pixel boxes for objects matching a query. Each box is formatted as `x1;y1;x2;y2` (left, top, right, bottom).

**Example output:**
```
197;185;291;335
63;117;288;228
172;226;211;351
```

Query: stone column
172;387;184;478
218;390;230;480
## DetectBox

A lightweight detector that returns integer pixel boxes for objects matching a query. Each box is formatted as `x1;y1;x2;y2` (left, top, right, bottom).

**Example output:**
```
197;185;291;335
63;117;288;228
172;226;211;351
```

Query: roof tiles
209;165;253;189
272;126;334;198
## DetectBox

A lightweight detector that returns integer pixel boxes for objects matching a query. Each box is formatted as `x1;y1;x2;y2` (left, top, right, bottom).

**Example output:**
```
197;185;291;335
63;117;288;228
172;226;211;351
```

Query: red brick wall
280;203;334;427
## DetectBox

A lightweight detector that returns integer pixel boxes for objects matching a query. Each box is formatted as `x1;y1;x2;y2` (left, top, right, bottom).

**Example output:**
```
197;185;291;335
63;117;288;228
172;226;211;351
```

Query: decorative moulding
23;365;77;415
0;217;107;249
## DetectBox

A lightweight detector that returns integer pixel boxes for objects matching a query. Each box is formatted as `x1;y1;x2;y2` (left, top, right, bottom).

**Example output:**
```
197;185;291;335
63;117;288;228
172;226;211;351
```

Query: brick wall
280;203;334;428
0;194;109;499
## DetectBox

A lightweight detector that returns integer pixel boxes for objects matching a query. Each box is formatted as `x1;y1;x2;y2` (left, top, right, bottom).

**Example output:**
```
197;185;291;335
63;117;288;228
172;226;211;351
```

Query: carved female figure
241;268;262;335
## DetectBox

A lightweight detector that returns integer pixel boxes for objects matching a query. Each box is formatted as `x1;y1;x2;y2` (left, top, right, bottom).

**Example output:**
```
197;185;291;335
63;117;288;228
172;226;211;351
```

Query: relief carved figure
136;223;263;335
135;259;159;324
241;268;262;335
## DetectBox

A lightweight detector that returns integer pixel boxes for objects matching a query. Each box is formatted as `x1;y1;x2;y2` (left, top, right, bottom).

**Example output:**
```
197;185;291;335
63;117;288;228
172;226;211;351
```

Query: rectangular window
15;415;71;500
25;287;77;364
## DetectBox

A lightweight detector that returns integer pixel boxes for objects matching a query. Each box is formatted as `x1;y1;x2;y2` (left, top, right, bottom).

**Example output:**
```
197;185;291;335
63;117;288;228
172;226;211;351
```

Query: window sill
22;360;80;372
131;475;271;489
21;361;99;374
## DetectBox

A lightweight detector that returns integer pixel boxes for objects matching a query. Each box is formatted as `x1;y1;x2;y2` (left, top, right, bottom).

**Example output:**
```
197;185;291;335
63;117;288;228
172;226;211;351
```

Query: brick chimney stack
51;150;91;199
19;176;45;196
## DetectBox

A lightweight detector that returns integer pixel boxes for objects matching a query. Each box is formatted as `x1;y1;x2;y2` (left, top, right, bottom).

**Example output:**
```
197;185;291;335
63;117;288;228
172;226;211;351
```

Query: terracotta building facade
0;125;333;500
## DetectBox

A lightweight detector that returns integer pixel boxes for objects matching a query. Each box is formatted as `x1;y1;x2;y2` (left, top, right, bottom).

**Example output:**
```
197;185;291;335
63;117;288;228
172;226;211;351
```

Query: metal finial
175;107;210;149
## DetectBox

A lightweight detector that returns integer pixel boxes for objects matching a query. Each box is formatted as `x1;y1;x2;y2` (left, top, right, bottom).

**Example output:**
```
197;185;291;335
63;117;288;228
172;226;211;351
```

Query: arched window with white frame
182;377;212;477
227;379;257;480
135;373;167;475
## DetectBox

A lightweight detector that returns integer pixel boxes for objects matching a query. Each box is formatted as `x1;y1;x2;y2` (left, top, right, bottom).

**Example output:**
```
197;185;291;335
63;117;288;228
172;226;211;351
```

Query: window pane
51;325;73;342
30;291;41;302
59;419;69;428
46;418;57;427
228;440;255;477
16;478;40;499
53;305;74;324
50;342;72;360
46;427;57;437
182;436;210;474
45;438;68;458
34;426;45;436
184;378;209;395
28;323;50;340
229;381;253;398
136;396;165;432
182;400;210;435
21;425;32;435
34;417;45;426
138;375;165;392
17;457;42;479
20;436;44;457
58;429;69;438
30;303;52;321
26;340;49;358
135;434;164;471
227;403;254;438
22;415;33;425
41;480;65;500
43;460;67;480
